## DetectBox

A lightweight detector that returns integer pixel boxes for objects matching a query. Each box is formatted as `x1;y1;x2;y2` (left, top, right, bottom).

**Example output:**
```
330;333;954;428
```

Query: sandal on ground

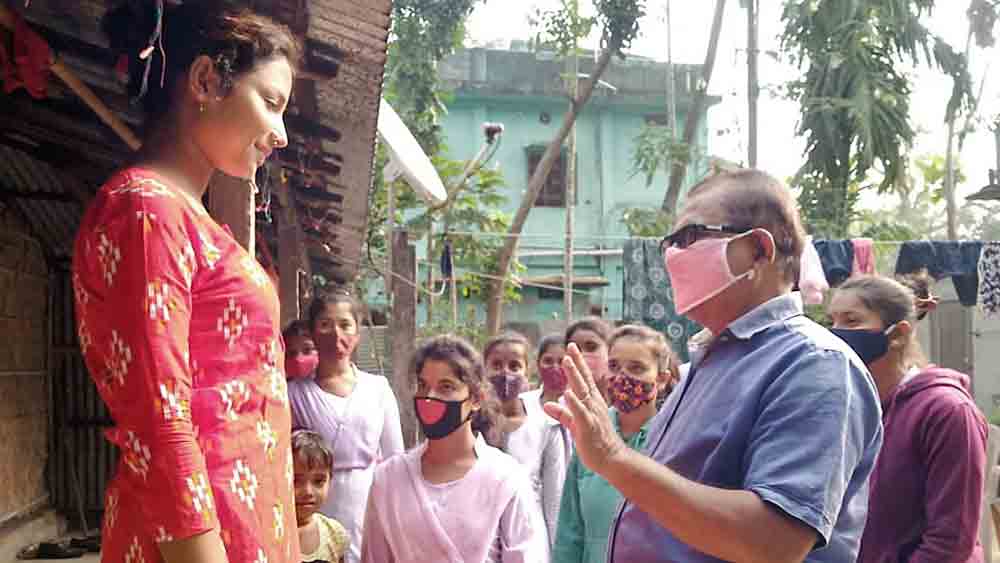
16;541;86;559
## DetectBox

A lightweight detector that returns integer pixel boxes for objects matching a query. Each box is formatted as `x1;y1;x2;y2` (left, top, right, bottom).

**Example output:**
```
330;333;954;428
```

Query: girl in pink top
361;335;547;562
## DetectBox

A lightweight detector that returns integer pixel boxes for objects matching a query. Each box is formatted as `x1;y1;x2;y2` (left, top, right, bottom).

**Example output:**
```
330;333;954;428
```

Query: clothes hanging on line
978;242;1000;318
894;241;982;307
799;236;829;305
622;239;702;362
813;240;855;286
851;238;876;275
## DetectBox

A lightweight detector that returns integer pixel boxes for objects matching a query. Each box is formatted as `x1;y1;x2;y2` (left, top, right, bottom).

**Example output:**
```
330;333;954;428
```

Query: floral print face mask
607;372;657;413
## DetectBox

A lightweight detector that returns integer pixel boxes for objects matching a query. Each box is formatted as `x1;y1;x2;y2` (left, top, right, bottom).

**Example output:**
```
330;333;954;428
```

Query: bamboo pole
0;4;142;150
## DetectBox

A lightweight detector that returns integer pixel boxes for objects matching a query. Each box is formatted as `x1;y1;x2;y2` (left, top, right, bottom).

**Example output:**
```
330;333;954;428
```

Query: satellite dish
377;98;447;205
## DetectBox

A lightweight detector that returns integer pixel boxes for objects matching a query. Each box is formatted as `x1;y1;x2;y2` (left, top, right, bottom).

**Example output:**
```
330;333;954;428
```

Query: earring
199;103;205;113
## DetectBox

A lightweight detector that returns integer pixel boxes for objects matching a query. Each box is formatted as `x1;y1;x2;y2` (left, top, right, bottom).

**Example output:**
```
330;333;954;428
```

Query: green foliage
531;0;595;56
418;310;492;349
848;153;967;239
630;124;690;188
857;220;918;241
792;171;862;239
405;157;524;303
621;207;673;237
367;0;523;309
385;0;482;155
968;0;1000;48
532;0;646;57
781;0;975;237
593;0;646;54
365;150;523;304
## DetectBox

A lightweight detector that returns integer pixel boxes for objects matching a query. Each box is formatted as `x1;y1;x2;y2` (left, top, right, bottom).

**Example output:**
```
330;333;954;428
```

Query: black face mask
830;324;895;365
414;396;472;440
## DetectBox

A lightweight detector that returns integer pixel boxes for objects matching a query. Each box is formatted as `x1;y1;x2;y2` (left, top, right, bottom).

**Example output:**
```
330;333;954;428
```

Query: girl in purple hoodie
828;273;989;563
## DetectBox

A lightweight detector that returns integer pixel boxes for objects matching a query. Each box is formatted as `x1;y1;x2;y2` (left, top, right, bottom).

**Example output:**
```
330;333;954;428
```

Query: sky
465;0;1000;209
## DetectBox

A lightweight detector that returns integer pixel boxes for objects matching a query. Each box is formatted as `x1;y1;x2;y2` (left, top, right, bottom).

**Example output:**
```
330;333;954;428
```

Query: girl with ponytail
828;273;989;562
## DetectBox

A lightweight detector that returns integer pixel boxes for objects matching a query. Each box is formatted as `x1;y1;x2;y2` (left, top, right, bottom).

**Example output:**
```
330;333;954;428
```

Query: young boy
284;320;318;379
292;430;349;563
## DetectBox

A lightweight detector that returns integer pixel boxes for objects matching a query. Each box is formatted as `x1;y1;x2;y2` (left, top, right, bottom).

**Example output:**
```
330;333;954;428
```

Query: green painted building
419;44;717;333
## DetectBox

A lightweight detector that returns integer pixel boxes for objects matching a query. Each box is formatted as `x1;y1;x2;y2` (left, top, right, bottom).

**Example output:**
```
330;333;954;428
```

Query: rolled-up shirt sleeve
743;349;881;547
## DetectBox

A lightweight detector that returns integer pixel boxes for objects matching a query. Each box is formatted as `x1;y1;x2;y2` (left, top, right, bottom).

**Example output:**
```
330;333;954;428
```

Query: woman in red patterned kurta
73;2;302;562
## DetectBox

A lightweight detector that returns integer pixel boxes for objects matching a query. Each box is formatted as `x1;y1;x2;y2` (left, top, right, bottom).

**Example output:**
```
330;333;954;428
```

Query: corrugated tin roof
0;146;84;260
0;0;390;284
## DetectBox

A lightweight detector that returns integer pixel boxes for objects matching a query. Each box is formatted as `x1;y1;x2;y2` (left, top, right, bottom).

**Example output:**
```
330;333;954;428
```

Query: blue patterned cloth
622;238;702;362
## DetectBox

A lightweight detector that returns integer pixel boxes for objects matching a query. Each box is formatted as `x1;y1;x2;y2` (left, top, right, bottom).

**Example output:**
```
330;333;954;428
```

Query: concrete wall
418;94;709;326
0;212;50;524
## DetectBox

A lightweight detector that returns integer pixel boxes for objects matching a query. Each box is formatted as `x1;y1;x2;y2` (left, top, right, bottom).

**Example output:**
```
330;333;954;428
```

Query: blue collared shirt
607;293;883;562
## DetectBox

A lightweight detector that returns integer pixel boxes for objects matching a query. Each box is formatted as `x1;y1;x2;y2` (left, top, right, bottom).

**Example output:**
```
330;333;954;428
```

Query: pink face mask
664;230;771;314
285;352;318;379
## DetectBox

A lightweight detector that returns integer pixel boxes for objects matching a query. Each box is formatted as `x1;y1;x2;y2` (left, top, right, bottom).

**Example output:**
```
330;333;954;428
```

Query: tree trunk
660;0;727;215
485;46;616;335
945;120;958;240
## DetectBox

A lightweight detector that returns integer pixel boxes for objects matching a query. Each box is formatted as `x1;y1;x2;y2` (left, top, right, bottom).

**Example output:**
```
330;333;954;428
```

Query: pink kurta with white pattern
72;168;299;563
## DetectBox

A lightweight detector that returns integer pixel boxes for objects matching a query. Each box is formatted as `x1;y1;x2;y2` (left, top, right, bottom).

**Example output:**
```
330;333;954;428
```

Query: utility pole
563;0;579;322
385;182;395;296
391;230;418;446
426;225;435;324
746;0;759;168
665;0;677;137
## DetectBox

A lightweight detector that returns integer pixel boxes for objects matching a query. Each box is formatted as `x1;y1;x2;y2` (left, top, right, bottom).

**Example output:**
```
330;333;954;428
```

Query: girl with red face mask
287;292;404;563
283;320;318;379
361;335;547;562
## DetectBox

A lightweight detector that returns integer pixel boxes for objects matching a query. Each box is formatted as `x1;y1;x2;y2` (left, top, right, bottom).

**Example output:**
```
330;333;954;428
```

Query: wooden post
208;172;256;256
746;0;759;168
273;170;310;327
563;0;579;322
391;229;418;447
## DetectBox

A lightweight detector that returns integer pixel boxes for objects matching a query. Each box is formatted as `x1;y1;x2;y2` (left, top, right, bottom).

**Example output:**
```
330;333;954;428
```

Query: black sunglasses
660;224;748;252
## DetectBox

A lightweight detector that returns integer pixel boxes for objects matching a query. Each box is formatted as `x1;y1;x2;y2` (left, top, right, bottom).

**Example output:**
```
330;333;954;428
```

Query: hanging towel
799;236;829;305
851;238;876;275
813;239;855;286
623;239;702;362
978;242;1000;317
895;241;983;307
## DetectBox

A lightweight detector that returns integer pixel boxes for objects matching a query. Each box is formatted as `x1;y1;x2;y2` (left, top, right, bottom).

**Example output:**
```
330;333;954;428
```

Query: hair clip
915;296;939;312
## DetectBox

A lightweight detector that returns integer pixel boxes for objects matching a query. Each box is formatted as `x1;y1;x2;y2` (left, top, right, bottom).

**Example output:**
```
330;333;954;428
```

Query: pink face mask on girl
285;352;318;379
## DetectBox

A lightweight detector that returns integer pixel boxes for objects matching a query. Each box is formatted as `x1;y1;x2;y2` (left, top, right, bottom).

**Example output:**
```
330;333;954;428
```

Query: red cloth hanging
0;11;51;99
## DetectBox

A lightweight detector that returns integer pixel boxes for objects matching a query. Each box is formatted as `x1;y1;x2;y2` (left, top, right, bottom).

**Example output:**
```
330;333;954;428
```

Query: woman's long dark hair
410;335;506;448
102;0;302;125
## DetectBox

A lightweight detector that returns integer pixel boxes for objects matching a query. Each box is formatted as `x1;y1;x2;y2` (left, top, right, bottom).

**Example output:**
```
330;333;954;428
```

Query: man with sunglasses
545;169;882;562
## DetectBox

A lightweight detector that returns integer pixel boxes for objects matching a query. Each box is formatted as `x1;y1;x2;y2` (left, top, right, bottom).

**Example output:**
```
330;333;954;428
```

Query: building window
644;113;669;126
526;145;567;207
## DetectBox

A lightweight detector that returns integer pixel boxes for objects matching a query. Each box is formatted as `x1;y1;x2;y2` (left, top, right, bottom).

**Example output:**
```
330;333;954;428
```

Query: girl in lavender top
288;291;404;563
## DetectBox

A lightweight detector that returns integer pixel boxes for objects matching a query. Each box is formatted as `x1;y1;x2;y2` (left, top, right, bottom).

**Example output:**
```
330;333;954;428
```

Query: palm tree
782;0;973;238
